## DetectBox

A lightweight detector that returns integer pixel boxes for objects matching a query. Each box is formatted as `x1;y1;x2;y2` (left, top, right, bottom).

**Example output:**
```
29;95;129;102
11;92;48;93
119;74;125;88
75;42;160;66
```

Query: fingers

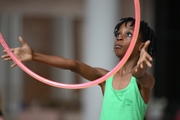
138;40;153;67
1;53;9;58
136;57;152;72
1;37;24;68
3;48;15;53
1;53;16;67
2;48;16;60
2;57;12;61
143;40;151;51
146;53;153;62
19;36;26;46
144;52;153;67
143;59;152;68
1;53;17;67
140;58;152;68
138;53;152;64
135;63;147;72
1;54;12;61
11;63;17;68
142;54;152;66
134;41;152;75
138;59;152;69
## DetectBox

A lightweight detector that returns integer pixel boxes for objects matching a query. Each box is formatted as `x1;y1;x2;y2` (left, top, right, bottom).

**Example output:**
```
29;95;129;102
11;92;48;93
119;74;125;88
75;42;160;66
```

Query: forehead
119;21;134;30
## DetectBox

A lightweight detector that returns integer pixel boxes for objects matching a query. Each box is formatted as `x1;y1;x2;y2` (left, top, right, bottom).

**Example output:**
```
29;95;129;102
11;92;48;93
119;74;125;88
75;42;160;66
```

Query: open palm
1;37;33;67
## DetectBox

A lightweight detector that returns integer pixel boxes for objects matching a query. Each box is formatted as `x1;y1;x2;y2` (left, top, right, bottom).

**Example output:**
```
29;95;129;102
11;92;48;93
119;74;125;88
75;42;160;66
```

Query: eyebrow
127;27;134;31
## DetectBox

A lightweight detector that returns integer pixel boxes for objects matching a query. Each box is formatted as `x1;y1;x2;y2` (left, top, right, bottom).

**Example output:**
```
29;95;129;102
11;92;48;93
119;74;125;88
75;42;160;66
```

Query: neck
116;55;139;76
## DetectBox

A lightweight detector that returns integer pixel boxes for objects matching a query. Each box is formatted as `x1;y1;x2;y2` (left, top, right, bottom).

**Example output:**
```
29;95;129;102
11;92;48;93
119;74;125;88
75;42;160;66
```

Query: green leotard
100;76;147;120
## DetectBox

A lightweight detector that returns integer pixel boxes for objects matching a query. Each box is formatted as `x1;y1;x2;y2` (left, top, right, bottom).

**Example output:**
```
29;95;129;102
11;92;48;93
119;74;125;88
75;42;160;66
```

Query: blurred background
0;0;179;120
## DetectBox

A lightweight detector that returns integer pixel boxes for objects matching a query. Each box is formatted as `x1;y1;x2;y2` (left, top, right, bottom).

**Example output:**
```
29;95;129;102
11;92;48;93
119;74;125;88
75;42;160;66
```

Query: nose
116;35;123;41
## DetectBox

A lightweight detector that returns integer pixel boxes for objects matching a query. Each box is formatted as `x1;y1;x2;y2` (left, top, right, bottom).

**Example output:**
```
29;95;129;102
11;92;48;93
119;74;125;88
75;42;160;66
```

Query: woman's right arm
1;37;108;81
33;52;107;81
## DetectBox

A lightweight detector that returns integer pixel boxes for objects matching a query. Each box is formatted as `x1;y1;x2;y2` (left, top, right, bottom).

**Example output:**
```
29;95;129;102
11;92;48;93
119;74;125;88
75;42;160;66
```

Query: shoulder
95;68;110;94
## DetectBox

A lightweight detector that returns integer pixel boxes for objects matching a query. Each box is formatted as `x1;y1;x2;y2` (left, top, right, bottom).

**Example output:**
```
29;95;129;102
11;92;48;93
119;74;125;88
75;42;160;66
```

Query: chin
115;53;124;59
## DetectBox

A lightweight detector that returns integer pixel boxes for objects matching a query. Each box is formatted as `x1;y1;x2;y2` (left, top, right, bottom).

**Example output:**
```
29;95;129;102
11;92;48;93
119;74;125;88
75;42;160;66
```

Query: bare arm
33;52;108;81
38;53;108;90
1;37;108;81
132;40;155;103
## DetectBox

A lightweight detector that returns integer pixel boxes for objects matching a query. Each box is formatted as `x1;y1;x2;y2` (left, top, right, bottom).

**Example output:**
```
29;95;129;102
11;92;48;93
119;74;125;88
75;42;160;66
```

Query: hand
132;40;153;79
1;37;33;67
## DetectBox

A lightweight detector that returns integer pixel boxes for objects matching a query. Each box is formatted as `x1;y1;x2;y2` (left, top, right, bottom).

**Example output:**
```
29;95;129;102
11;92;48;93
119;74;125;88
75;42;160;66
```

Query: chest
112;74;132;90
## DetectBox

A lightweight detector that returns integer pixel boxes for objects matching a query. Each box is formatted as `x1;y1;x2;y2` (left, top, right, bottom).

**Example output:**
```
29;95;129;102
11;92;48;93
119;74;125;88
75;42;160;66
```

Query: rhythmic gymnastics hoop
0;0;140;89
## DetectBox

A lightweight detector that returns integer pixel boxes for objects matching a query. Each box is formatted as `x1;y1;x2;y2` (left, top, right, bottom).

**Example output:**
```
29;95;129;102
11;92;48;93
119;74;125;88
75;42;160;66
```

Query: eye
114;33;121;38
127;32;132;37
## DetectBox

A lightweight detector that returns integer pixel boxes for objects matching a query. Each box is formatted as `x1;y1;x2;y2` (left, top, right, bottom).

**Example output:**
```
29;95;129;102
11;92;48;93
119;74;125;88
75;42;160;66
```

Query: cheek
125;36;132;43
125;39;131;48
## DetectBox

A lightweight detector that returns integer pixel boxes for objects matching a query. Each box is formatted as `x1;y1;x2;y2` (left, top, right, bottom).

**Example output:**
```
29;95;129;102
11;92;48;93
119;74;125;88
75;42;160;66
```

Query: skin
0;117;3;120
1;21;155;104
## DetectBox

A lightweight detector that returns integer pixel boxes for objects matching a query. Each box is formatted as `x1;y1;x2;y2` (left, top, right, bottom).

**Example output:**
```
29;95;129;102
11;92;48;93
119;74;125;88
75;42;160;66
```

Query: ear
139;43;145;52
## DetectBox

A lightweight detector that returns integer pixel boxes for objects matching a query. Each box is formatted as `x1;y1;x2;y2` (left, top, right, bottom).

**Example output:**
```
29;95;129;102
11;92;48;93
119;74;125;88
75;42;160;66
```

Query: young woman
1;17;157;120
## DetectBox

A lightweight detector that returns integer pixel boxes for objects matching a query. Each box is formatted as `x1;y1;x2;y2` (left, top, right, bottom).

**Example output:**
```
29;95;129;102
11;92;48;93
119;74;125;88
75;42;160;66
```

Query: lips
114;44;123;49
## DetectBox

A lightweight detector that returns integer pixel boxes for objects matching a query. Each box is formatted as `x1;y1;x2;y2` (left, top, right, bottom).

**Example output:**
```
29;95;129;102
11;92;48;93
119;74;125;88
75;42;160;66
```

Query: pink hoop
0;0;140;89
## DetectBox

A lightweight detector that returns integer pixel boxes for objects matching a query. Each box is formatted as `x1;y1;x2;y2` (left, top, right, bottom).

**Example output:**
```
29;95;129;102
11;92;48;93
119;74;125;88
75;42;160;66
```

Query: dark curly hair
114;17;157;58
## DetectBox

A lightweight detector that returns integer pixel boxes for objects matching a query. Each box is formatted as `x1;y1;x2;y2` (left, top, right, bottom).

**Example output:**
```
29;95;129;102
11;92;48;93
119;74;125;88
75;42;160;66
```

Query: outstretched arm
32;52;108;81
1;37;108;81
132;40;155;103
132;40;154;88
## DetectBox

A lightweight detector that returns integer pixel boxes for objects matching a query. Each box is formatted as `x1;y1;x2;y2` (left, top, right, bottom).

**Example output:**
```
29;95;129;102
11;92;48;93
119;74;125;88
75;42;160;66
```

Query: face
114;22;142;59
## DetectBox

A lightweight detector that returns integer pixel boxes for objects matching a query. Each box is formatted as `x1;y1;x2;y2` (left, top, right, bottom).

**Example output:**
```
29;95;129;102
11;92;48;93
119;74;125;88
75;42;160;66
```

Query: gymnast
1;17;157;120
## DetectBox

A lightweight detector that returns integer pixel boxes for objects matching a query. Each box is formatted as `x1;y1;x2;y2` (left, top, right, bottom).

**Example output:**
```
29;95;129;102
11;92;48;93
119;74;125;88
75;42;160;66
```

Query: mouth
114;44;123;49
